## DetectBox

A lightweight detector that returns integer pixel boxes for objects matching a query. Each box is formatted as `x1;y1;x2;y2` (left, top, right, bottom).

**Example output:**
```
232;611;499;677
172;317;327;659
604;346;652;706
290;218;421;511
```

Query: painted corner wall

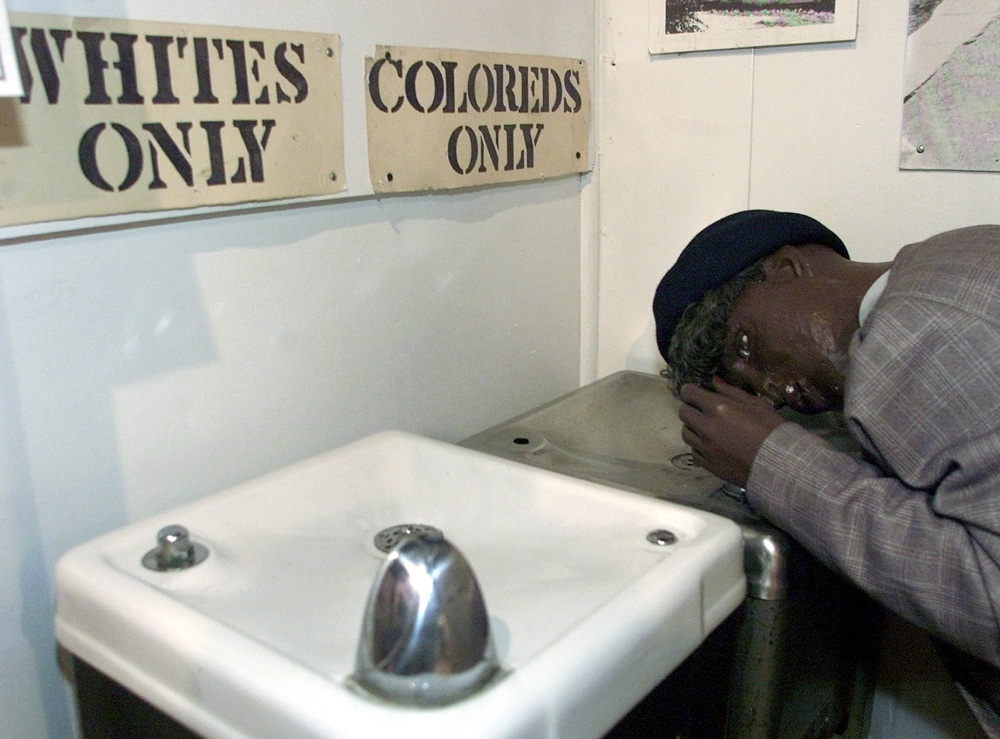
596;0;998;736
0;2;594;738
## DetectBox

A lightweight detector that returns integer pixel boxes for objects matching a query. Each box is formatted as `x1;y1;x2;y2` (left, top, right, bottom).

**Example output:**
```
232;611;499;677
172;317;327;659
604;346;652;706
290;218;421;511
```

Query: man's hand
678;379;786;487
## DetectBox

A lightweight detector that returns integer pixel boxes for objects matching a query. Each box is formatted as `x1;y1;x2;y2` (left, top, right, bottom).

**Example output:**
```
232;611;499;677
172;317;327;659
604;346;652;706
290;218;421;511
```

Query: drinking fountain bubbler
353;528;501;705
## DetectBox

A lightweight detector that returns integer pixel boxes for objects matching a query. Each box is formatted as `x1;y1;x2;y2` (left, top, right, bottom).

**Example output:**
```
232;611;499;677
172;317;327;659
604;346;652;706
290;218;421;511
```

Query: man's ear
762;244;806;279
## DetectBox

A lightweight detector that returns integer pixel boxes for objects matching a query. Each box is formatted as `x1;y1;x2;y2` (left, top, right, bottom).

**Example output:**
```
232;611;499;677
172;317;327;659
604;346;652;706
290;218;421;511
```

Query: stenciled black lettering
230;119;276;183
33;28;71;103
530;67;543;113
249;42;269;103
447;126;478;175
404;60;443;114
109;33;143;104
227;40;251;104
519;123;543;168
477;124;501;172
466;64;494;113
78;122;143;191
274;42;308;103
503;124;517;170
563;68;582;113
368;55;403;113
142;122;193;188
193;37;220;103
10;28;31;102
441;60;460;113
200;120;227;184
76;31;112;104
224;40;269;105
146;36;180;104
549;69;563;113
517;66;529;113
78;123;113;190
493;64;514;113
12;27;71;104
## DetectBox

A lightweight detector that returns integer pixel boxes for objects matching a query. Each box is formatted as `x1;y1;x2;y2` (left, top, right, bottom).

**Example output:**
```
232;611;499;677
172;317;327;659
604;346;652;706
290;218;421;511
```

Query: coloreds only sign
364;46;590;193
0;14;345;227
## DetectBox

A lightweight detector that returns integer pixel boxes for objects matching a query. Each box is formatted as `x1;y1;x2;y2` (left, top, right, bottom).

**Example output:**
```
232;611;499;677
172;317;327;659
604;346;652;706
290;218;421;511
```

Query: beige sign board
0;14;345;227
365;46;590;193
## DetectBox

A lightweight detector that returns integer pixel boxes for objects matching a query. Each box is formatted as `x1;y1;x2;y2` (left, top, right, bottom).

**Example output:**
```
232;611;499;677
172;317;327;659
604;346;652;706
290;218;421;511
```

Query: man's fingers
678;400;700;427
680;424;701;449
711;378;754;400
678;382;700;403
679;382;715;410
676;379;783;488
712;377;776;408
682;382;741;421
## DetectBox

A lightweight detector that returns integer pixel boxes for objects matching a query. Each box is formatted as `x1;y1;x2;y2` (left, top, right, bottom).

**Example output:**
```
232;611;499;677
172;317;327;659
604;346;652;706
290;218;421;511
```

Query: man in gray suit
654;210;1000;737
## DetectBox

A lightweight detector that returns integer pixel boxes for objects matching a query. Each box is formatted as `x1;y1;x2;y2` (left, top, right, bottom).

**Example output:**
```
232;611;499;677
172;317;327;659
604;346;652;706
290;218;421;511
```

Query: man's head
653;210;851;413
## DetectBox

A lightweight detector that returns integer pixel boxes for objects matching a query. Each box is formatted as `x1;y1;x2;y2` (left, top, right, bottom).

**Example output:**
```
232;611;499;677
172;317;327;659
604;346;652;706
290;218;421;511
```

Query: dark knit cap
653;209;849;361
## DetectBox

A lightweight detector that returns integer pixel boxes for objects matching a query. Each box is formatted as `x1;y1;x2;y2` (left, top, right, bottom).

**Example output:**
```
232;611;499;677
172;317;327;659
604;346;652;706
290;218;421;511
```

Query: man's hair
664;255;768;395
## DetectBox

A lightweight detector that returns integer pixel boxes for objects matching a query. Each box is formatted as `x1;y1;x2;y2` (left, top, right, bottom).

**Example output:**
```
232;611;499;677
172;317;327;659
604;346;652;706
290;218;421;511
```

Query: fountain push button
141;525;209;572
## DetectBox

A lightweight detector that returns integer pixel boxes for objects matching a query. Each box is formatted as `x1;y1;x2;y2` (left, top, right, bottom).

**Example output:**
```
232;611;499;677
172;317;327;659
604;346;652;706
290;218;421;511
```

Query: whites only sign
364;46;591;193
1;14;345;227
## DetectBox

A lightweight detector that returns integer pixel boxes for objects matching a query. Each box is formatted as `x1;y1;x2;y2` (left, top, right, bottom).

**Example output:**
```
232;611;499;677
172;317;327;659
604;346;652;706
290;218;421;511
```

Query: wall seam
579;0;602;386
747;48;756;209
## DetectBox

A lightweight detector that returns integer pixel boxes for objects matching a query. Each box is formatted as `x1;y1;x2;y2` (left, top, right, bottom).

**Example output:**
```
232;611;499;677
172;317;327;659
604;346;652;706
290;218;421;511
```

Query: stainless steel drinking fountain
460;370;881;739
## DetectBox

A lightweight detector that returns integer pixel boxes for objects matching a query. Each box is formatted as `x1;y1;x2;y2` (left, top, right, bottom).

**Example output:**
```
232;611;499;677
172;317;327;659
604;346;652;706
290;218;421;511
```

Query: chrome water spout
353;529;500;705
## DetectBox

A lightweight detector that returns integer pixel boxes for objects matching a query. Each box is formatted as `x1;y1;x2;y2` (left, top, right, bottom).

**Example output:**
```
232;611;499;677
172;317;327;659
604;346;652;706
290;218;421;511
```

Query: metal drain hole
671;452;698;470
373;524;443;553
647;529;678;546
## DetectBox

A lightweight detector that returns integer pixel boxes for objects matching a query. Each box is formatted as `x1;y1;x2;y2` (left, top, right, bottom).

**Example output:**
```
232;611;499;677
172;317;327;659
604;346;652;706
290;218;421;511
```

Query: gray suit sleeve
747;422;1000;666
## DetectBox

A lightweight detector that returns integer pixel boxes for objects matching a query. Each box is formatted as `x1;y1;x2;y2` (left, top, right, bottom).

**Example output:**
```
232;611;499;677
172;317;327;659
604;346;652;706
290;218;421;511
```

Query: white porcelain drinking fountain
56;430;744;739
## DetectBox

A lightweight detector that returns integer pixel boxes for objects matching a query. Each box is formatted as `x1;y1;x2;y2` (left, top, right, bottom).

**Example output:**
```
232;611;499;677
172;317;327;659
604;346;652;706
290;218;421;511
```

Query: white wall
597;0;1000;377
0;1;594;737
595;0;999;736
8;0;996;734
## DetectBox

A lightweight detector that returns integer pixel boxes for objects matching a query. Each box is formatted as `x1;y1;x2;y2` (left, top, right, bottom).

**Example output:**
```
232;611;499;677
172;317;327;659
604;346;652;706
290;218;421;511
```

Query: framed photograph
900;0;1000;171
649;0;859;55
0;0;23;97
